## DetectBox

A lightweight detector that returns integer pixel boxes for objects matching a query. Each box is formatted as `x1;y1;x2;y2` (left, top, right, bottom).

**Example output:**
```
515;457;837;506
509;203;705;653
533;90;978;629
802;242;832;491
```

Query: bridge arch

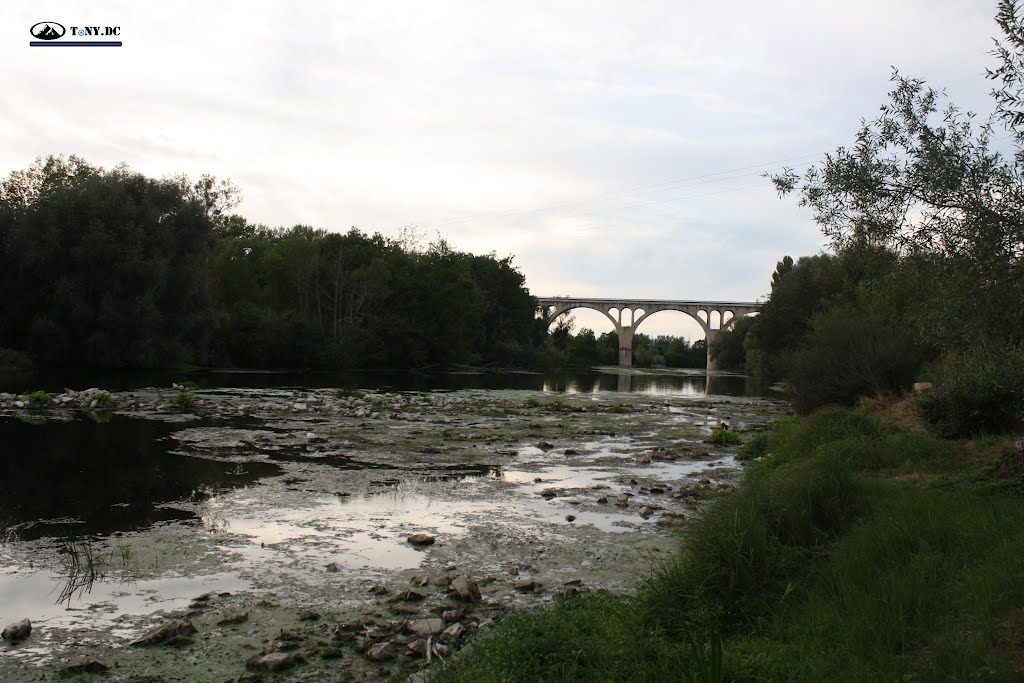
536;297;762;369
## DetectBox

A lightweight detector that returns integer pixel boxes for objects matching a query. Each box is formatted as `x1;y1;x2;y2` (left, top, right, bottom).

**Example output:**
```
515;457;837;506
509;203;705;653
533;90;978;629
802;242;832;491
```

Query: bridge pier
536;297;761;372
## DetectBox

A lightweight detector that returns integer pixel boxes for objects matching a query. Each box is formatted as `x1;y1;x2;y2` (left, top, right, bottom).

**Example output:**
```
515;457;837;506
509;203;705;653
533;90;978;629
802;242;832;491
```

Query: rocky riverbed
0;384;784;681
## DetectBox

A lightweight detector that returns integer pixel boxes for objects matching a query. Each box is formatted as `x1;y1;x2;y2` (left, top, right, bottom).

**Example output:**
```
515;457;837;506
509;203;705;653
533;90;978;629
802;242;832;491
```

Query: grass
171;391;195;412
427;403;1024;682
20;390;52;408
707;427;742;445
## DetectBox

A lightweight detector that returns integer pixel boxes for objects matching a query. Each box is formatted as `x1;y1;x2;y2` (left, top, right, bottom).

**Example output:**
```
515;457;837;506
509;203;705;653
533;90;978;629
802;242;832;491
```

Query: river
0;369;780;681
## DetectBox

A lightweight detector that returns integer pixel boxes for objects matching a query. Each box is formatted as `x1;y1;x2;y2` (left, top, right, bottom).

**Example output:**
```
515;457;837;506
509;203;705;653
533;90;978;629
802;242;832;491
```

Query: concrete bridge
536;297;762;369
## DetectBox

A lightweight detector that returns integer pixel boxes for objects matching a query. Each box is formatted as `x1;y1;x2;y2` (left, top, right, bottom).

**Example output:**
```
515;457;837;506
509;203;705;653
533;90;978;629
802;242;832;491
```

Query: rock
562;578;583;585
537;441;555;451
449;576;482;603
407;618;445;636
293;402;308;411
564;448;579;455
442;609;464;622
441;623;465;642
433;576;451;587
217;611;249;625
514;579;540;591
396;589;425;602
410;575;430;587
368;585;388;595
421;446;442;454
407;533;435;546
635;454;652;464
366;641;396;661
298;610;320;621
247;651;307;672
1;618;31;643
638;506;654;518
596;496;608;504
326;562;340;573
656;515;676;527
913;381;934;393
406;638;428;657
129;620;196;647
306;431;326;442
320;646;345;659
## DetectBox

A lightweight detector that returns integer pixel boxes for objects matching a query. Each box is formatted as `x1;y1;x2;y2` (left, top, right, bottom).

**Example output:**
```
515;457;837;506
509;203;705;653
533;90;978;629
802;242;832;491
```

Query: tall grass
426;406;1024;682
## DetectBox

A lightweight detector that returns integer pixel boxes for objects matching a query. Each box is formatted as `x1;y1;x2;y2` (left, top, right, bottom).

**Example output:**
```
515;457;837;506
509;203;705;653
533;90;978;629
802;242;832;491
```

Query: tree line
0;157;544;371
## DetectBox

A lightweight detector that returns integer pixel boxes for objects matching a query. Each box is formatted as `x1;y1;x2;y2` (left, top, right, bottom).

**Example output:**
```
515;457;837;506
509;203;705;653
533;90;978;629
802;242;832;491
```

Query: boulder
449;576;482;603
407;533;435;546
407;618;445;636
2;619;31;643
129;620;196;647
366;641;395;661
246;651;306;672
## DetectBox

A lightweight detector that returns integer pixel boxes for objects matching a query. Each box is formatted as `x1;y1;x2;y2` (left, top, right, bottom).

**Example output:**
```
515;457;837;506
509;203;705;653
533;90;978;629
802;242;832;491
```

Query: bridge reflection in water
536;297;762;369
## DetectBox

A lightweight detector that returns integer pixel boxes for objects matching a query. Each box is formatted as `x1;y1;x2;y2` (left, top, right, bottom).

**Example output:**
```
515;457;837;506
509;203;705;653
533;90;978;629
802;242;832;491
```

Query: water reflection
2;367;766;396
0;415;281;540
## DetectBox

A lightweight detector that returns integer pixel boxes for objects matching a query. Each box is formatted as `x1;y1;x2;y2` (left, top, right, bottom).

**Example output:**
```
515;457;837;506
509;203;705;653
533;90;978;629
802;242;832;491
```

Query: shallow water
0;379;782;678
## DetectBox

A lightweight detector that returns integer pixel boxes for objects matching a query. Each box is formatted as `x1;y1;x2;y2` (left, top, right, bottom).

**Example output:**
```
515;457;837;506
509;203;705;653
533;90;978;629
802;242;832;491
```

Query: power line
426;151;825;227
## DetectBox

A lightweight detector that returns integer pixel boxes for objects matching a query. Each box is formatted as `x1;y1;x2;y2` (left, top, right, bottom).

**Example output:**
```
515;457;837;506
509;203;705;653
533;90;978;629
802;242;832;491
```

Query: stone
564;514;576;522
326;562;340;572
368;585;388;595
441;623;465;642
635;454;652;464
638;506;654;518
396;590;425;602
217;611;249;625
514;579;540;591
442;609;464;622
913;382;934;393
407;533;435;546
247;651;307;672
537;441;555;451
298;610;320;621
366;641;396;661
129;620;196;647
306;431;326;442
449;576;482;603
407;618;445;636
596;496;608;504
1;618;31;643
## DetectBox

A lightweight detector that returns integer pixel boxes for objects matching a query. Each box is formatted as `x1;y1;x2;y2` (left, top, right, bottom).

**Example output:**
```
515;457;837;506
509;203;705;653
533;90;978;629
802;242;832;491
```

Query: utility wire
427;151;825;227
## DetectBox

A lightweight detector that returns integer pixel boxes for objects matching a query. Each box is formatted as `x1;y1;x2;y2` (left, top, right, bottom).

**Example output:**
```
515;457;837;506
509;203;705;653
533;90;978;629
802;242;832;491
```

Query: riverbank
429;398;1024;681
0;384;782;681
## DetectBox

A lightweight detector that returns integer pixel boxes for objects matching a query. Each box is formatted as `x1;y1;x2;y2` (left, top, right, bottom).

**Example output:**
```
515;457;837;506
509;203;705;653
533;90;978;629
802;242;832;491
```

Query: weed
89;391;116;409
737;432;769;460
707;427;741;445
20;390;52;408
172;392;195;412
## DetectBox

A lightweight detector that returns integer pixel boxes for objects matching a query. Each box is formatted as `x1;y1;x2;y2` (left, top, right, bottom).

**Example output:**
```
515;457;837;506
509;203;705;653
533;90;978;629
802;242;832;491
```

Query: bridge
536;297;763;369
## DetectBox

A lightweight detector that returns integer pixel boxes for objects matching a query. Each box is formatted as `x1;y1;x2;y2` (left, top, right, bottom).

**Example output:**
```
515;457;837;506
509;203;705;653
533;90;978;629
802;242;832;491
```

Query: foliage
20;390;52;408
89;392;116;410
916;343;1024;437
171;392;195;412
0;156;230;368
736;432;770;460
707;427;741;446
787;303;924;413
427;593;706;683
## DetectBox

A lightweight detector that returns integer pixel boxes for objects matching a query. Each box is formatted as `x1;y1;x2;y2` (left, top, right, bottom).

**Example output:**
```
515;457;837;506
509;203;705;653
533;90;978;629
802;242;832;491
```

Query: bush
172;392;195;412
20;390;52;408
707;427;742;445
737;432;770;460
788;305;923;414
916;344;1024;437
89;392;116;410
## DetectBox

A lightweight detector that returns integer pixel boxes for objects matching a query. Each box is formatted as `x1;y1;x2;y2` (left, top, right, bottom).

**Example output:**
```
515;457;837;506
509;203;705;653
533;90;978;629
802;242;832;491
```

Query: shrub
788;305;923;414
89;392;116;410
707;427;742;445
172;392;195;412
737;432;770;460
916;344;1024;437
20;390;52;408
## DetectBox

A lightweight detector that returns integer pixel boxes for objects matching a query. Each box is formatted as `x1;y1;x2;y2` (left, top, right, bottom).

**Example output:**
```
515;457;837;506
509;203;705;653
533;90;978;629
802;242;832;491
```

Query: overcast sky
2;1;1003;338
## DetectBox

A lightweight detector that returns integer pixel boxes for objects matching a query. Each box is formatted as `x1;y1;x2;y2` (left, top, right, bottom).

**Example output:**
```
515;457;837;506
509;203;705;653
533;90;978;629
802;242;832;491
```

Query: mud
0;384;784;682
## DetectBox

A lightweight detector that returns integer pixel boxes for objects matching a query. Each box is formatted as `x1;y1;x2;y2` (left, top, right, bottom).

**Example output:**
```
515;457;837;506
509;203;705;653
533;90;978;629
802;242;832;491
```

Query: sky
2;1;1004;340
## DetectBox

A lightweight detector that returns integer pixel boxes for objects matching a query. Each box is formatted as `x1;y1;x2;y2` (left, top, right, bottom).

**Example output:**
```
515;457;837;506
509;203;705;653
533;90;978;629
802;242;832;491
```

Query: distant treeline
0;156;545;370
537;317;706;369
